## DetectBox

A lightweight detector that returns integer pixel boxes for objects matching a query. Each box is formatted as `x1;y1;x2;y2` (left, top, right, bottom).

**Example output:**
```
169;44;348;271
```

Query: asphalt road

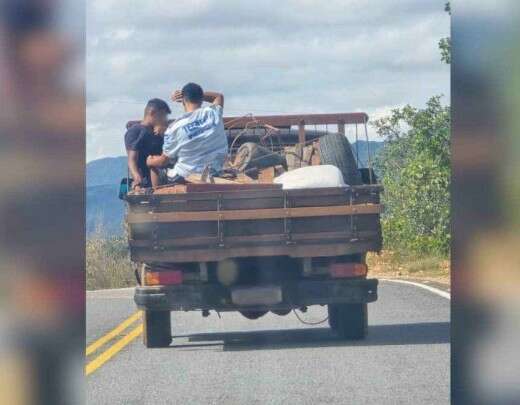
87;281;450;404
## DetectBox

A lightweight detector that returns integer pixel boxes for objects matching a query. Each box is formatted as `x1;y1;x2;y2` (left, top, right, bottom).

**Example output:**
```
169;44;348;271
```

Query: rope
228;118;261;152
228;115;287;154
292;309;329;325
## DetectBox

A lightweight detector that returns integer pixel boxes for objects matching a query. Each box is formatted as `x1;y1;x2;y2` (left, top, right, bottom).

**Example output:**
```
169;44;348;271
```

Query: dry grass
86;235;135;290
367;250;450;285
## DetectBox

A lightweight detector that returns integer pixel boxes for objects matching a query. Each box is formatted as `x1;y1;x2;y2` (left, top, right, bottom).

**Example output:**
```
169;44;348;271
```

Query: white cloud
109;28;135;41
86;0;450;161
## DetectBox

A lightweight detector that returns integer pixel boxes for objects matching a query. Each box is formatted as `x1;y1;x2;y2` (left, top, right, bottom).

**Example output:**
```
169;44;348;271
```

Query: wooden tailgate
126;185;383;263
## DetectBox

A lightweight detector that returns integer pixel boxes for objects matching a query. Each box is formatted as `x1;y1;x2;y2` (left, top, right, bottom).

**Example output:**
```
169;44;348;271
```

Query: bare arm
203;91;224;108
127;150;143;189
147;153;170;168
171;89;224;108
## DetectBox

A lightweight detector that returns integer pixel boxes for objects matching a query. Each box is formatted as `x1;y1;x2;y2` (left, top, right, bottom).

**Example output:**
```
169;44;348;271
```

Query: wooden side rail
127;203;383;224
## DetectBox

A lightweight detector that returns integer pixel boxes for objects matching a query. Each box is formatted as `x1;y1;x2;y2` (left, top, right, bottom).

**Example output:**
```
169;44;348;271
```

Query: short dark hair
182;82;204;104
145;98;171;115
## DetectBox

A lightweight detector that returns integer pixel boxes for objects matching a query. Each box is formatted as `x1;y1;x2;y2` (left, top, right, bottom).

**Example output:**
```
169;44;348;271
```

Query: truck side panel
126;186;382;263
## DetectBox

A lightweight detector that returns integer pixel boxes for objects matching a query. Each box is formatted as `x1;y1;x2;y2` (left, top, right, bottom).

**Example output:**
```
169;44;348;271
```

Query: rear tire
239;310;268;320
319;132;362;185
271;309;291;316
328;303;368;340
143;311;172;348
235;142;286;172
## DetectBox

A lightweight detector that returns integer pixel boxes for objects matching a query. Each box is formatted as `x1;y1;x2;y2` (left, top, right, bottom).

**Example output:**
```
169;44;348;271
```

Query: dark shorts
141;177;152;188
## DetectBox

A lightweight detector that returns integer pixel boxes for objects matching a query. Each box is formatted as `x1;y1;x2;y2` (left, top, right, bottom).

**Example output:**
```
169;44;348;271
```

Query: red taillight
329;262;367;278
145;270;183;286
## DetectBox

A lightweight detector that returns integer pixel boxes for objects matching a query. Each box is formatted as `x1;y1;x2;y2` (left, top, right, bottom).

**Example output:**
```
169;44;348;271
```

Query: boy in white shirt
147;83;228;184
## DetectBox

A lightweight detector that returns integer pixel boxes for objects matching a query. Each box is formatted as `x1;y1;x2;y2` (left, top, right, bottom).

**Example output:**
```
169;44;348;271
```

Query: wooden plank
130;191;380;213
153;185;188;195
127;185;381;204
302;145;314;166
258;167;276;183
127;203;383;224
338;121;345;135
133;214;382;240
128;187;380;213
127;185;356;206
298;121;306;145
130;236;218;248
284;145;300;171
184;183;281;193
235;174;256;184
311;141;321;166
131;240;381;263
129;230;381;248
185;174;236;185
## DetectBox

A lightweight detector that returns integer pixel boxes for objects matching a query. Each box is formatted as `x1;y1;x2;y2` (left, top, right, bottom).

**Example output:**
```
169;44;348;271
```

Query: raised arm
203;91;224;108
171;89;224;108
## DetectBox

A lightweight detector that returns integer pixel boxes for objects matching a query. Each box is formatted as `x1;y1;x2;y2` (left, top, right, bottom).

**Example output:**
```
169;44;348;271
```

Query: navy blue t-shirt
124;124;164;180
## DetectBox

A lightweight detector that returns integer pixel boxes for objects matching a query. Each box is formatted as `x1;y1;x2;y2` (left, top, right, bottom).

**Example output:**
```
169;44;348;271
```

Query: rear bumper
134;278;378;312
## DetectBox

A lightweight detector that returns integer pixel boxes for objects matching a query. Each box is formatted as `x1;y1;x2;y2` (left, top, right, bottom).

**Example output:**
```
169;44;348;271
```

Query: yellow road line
86;311;142;356
86;324;143;376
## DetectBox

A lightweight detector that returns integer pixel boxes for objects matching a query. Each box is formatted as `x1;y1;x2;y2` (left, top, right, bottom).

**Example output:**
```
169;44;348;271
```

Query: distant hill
86;157;127;237
87;184;125;237
87;156;127;187
86;140;384;237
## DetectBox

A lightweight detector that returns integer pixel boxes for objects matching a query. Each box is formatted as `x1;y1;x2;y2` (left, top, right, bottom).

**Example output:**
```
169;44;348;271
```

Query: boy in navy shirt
124;99;171;189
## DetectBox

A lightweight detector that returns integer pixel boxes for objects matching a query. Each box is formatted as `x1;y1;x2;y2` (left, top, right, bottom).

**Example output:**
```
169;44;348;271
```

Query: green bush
373;96;450;256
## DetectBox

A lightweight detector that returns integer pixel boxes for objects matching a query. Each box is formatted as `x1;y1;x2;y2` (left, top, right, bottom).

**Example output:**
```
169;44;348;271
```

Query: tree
373;96;450;256
439;2;451;64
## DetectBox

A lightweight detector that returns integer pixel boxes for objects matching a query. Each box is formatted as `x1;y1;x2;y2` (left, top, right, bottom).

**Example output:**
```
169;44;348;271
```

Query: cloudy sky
86;0;450;162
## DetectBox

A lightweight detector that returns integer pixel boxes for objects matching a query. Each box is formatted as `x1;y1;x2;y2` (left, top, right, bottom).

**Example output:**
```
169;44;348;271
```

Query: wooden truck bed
126;185;383;263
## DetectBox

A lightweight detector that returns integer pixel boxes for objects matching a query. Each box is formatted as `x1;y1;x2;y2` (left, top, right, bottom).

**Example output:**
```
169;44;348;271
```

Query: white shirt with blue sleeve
163;105;228;179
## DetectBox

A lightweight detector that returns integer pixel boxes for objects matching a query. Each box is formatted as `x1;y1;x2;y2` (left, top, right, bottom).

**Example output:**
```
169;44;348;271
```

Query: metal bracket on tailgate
150;198;162;251
217;193;225;248
349;190;359;241
283;191;295;245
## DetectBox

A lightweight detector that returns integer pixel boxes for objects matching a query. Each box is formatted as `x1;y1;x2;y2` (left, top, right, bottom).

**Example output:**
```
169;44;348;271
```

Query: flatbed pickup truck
125;113;382;347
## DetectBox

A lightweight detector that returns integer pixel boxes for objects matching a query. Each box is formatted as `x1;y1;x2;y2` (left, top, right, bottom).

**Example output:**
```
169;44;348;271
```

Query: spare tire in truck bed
234;142;287;172
319;133;362;185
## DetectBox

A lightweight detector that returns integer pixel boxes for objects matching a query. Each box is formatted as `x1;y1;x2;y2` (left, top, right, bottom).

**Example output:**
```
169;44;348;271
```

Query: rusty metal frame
224;113;368;129
224;112;369;148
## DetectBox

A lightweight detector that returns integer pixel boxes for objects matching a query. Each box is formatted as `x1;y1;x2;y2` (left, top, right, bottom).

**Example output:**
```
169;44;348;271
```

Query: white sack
273;165;347;190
